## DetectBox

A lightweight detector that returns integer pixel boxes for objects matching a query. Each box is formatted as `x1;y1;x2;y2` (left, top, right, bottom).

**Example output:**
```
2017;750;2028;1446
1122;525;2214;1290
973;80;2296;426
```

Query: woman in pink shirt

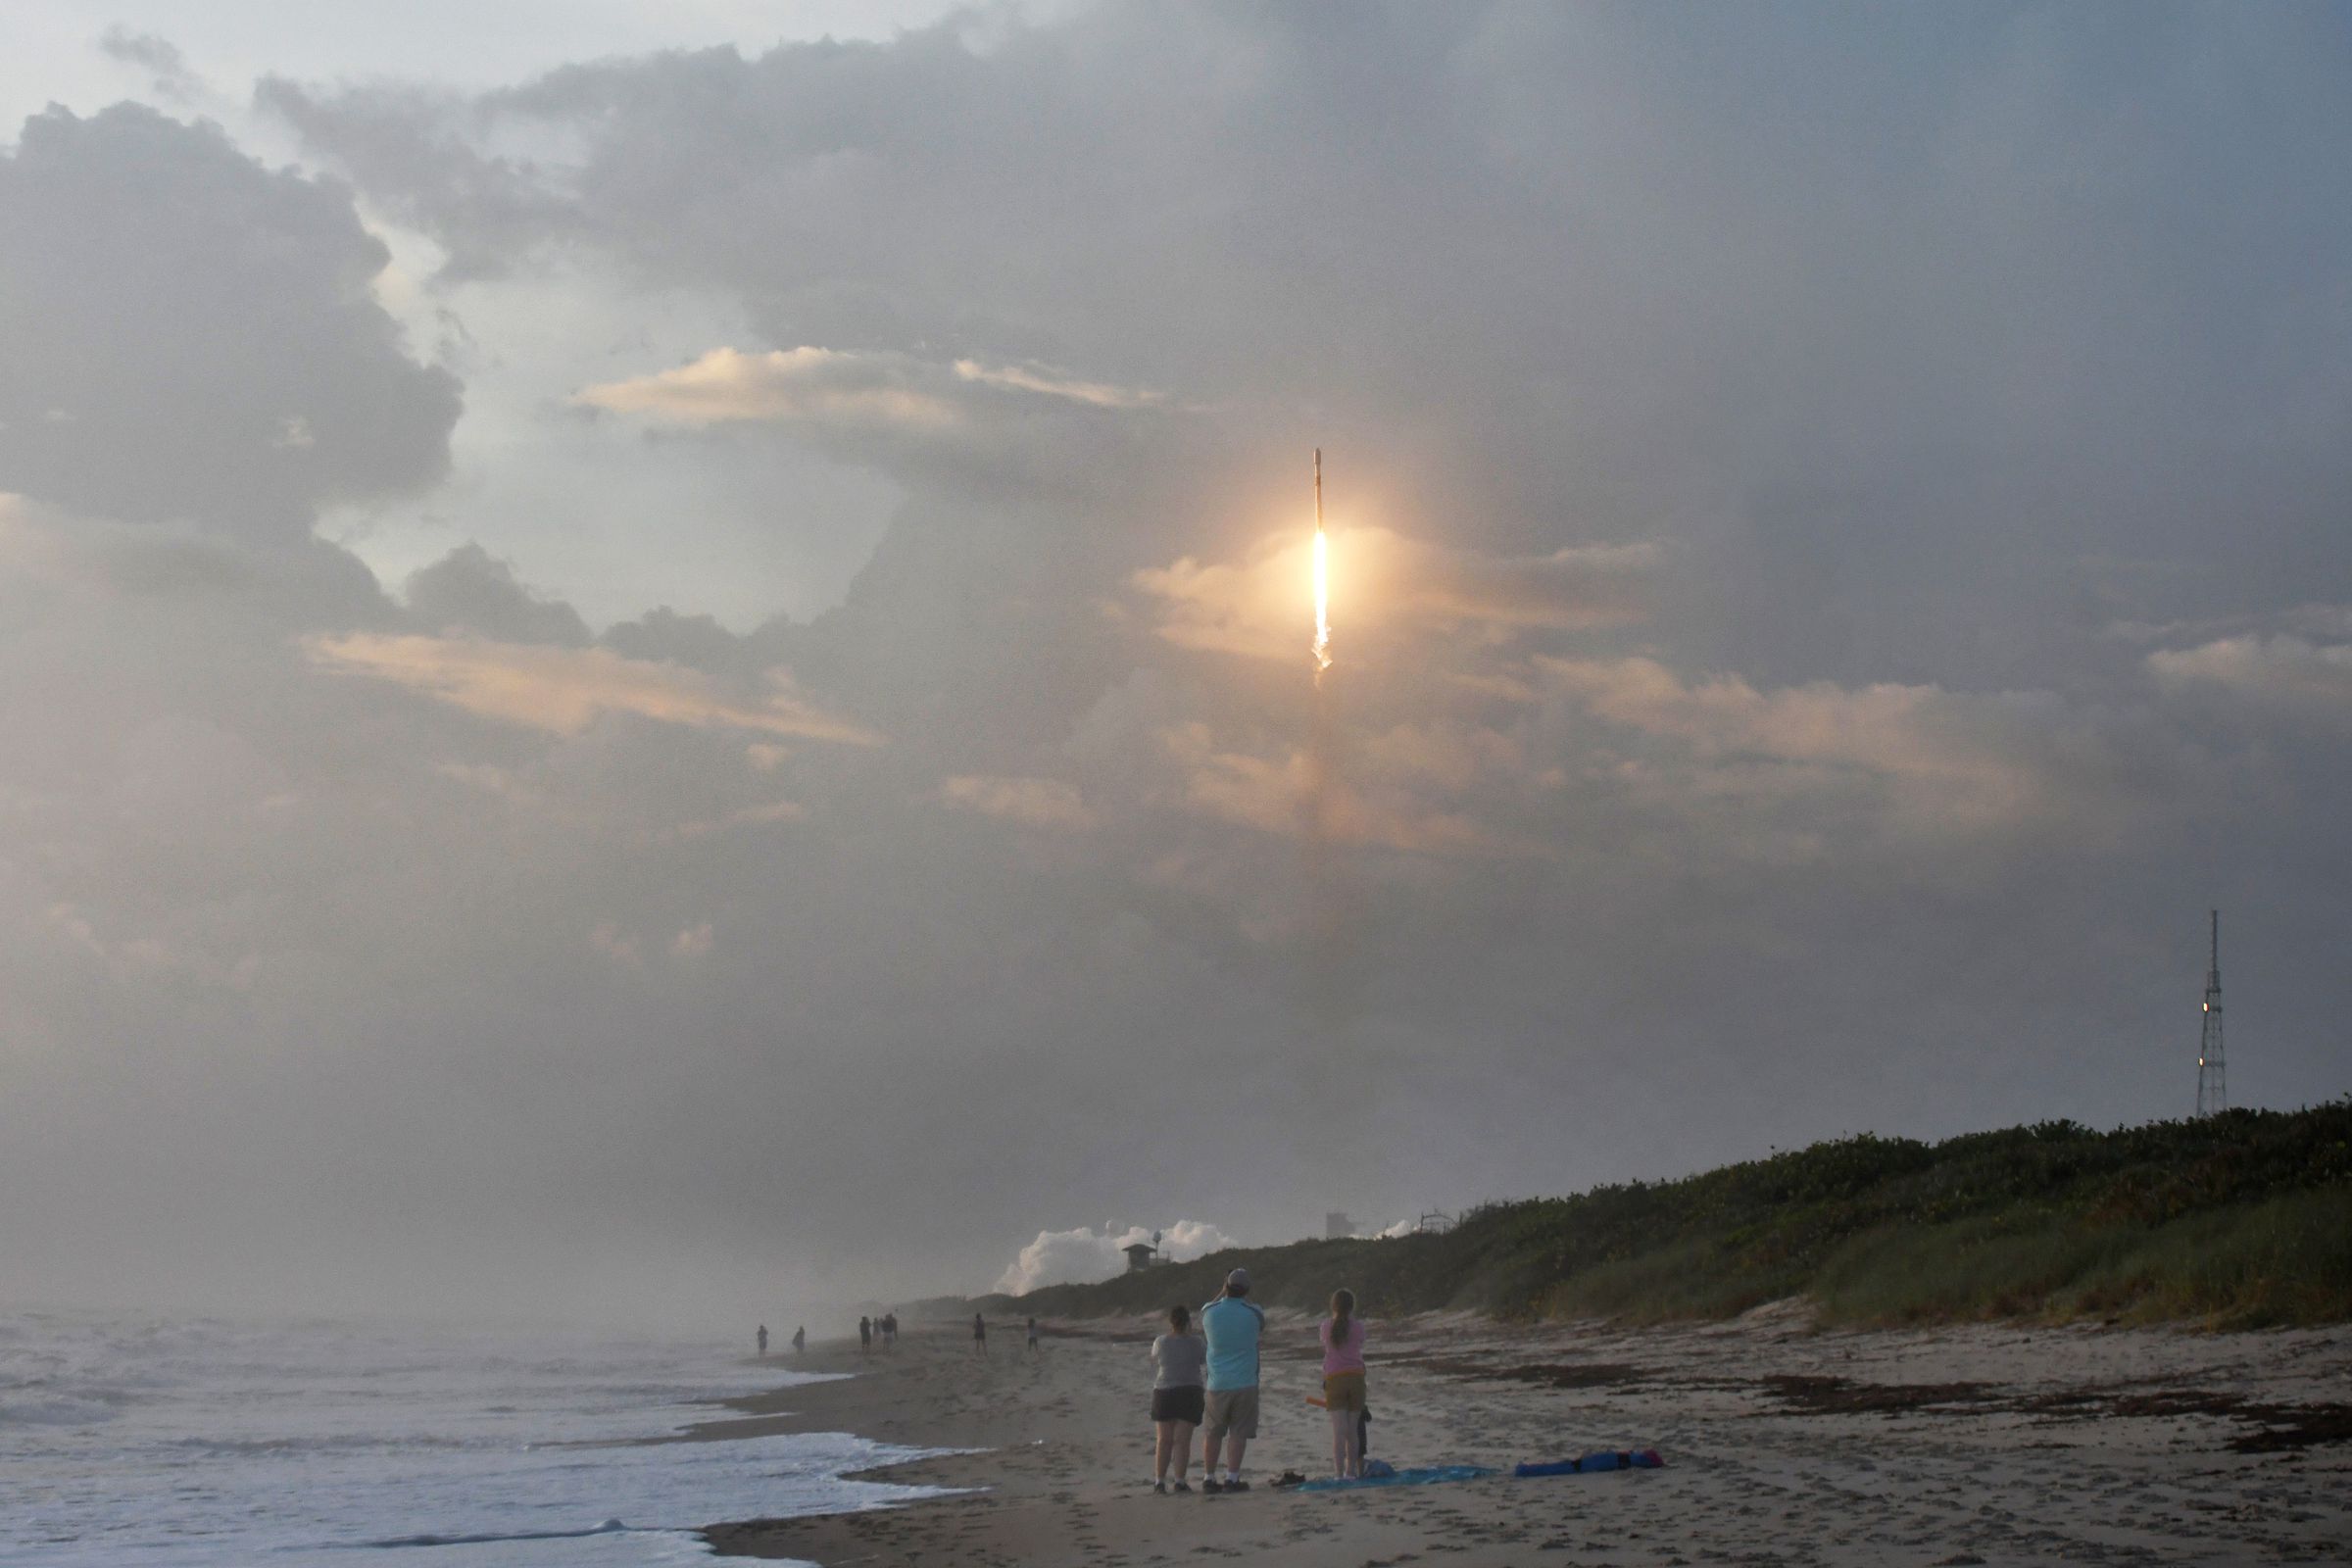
1319;1288;1366;1479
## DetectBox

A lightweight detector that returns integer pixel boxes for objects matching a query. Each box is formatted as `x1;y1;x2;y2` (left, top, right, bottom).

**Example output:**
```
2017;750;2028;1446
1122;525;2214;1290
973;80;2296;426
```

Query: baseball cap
1226;1267;1250;1289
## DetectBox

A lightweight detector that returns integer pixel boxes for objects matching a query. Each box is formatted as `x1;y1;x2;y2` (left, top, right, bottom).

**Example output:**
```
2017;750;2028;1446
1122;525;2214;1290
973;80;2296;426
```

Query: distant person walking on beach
1026;1316;1041;1353
972;1311;988;1357
858;1315;872;1355
1199;1268;1264;1493
1320;1289;1366;1480
1149;1303;1206;1494
792;1325;806;1355
883;1312;898;1348
757;1324;768;1357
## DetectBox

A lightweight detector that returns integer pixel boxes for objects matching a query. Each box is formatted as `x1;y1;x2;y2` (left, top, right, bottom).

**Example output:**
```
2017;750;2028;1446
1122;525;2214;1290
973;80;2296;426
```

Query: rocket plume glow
1312;448;1333;675
1312;531;1331;670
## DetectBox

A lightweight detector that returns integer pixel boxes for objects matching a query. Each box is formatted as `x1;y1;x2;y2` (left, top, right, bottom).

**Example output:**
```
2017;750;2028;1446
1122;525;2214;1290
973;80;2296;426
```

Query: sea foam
1;1310;950;1567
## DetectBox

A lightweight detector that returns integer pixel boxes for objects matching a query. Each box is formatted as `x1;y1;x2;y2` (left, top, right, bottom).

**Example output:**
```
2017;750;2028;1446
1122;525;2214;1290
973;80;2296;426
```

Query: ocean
1;1308;952;1567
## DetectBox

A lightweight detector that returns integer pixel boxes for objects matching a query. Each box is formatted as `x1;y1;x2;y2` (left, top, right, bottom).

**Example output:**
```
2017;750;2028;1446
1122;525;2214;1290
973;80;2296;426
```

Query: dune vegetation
988;1103;2352;1329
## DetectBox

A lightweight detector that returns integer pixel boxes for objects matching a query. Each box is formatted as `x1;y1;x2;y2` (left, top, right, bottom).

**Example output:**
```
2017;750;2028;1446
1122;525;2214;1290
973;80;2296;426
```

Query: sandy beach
697;1307;2351;1566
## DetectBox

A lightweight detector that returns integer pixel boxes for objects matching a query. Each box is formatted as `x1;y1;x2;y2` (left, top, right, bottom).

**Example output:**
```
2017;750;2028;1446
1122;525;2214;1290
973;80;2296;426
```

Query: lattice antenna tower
2196;909;2227;1117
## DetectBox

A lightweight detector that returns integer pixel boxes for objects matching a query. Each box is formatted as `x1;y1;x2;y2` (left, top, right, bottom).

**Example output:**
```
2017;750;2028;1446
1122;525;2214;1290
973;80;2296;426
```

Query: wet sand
701;1306;2352;1566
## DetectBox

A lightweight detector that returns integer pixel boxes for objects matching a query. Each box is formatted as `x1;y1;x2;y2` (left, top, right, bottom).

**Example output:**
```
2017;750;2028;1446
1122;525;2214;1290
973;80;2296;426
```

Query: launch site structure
2196;909;2227;1117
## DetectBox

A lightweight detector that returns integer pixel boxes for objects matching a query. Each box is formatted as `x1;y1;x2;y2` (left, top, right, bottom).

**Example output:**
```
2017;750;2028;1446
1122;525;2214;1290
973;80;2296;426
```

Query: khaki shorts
1322;1371;1366;1414
1203;1385;1259;1442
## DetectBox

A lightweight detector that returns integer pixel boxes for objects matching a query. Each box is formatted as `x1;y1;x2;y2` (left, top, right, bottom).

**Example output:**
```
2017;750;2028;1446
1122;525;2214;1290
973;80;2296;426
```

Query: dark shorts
1152;1385;1205;1425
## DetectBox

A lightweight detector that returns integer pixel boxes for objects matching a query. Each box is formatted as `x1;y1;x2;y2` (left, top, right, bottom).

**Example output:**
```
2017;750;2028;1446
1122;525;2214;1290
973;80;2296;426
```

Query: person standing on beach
1026;1315;1040;1353
757;1324;768;1357
1319;1289;1366;1479
792;1325;806;1355
1149;1303;1206;1494
858;1315;872;1355
972;1311;988;1357
1198;1268;1264;1494
884;1312;898;1348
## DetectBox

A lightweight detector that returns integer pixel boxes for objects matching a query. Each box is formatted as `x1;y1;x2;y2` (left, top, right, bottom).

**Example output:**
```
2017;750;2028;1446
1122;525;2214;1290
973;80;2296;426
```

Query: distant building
1124;1232;1168;1271
1325;1211;1355;1240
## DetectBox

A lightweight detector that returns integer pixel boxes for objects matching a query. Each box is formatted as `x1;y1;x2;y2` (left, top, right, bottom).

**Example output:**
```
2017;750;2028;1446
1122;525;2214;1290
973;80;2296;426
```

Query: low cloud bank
995;1219;1235;1296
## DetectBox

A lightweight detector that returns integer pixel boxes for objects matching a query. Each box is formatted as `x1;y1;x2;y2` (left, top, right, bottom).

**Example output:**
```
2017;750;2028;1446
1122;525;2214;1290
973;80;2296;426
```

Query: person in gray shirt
1149;1304;1207;1493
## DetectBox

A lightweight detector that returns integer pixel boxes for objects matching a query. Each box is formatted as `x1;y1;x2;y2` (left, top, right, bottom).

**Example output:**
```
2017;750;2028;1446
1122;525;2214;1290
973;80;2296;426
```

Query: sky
3;2;2349;1326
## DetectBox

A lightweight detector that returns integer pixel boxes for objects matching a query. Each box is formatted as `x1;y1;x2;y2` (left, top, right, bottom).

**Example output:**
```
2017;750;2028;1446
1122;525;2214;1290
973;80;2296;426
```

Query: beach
703;1307;2352;1566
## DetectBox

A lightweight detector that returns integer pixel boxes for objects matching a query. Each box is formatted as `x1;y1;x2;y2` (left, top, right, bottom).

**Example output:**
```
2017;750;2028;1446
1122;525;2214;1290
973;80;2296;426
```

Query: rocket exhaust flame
1313;530;1331;672
1312;449;1332;676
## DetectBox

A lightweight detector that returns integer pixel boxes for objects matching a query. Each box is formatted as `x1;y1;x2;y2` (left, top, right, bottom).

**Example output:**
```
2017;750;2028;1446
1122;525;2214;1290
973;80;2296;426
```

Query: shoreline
699;1307;2352;1565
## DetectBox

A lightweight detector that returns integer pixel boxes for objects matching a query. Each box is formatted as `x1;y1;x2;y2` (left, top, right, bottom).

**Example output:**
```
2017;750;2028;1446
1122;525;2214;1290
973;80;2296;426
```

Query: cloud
406;543;592;646
1158;720;1524;858
673;798;808;838
576;347;961;431
0;104;461;541
97;27;202;102
43;900;258;991
570;343;1175;500
0;489;387;621
1537;656;2187;841
995;1219;1237;1296
254;75;579;281
434;760;553;810
938;773;1095;830
2147;634;2352;728
951;359;1160;410
577;345;1163;430
587;920;641;966
304;632;881;742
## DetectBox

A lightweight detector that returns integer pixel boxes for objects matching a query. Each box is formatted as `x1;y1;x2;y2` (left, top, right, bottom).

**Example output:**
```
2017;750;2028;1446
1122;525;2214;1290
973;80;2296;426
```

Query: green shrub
989;1102;2352;1329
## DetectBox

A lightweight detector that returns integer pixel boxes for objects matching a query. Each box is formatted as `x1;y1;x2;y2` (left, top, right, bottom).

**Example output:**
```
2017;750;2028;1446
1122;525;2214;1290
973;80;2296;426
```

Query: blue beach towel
1297;1464;1495;1493
1514;1448;1663;1477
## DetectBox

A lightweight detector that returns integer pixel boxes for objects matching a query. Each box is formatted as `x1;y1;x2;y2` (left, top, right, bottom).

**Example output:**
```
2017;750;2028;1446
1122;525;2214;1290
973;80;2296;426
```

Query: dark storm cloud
0;103;461;541
406;541;592;645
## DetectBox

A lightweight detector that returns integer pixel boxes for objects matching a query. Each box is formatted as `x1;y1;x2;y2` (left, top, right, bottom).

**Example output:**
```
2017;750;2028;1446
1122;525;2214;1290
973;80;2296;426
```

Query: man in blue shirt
1198;1268;1265;1493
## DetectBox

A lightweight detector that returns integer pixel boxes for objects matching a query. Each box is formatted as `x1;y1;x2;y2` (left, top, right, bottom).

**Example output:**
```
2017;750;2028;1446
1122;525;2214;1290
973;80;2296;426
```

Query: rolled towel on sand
1513;1449;1664;1477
